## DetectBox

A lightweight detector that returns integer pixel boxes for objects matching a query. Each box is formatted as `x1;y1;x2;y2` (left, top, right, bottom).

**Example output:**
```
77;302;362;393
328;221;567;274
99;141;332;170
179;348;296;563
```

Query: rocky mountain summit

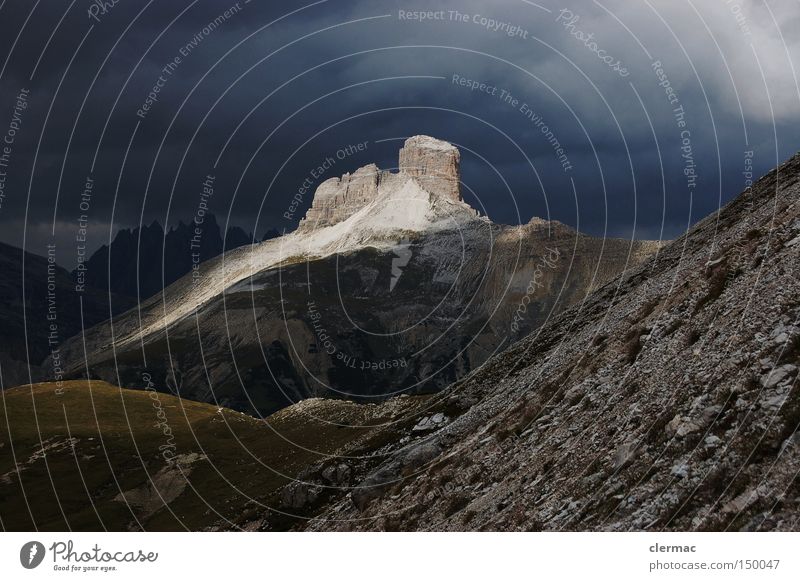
52;136;657;416
397;135;462;201
300;136;464;231
276;152;800;532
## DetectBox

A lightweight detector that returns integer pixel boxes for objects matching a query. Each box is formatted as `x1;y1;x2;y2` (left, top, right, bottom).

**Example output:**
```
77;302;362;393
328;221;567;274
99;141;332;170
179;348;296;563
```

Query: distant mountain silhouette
79;214;271;299
0;241;134;387
261;228;280;241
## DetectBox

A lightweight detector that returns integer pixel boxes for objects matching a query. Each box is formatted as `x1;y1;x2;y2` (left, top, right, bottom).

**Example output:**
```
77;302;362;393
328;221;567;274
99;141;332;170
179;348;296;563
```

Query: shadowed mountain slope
287;152;800;532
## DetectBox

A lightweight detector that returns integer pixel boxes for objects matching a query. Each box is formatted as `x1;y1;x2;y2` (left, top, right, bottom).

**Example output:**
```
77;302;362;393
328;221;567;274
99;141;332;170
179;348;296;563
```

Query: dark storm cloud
0;0;797;265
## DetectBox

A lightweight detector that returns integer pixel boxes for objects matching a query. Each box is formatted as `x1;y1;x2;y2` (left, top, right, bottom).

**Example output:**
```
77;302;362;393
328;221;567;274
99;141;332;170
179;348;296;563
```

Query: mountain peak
299;136;465;231
398;135;461;202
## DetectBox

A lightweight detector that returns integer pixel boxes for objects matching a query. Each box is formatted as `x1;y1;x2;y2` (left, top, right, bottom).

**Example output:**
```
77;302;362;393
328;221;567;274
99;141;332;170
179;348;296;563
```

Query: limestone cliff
299;136;462;231
398;135;461;202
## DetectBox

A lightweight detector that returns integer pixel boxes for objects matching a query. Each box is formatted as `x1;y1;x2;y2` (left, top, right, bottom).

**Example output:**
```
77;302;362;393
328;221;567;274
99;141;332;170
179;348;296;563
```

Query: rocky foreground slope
53;137;657;416
264;152;800;532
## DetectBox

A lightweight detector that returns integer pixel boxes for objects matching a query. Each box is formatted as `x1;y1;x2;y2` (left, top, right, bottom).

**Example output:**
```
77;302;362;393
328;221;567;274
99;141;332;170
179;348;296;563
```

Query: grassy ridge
0;380;427;531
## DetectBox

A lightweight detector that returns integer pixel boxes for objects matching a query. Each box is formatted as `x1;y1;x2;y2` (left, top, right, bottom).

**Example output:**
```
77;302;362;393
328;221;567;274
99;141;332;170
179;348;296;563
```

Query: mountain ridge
51;136;660;416
79;213;278;301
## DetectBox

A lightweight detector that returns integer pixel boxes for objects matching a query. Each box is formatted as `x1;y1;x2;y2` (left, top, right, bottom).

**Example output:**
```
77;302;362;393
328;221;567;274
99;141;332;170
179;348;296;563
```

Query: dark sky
0;0;798;266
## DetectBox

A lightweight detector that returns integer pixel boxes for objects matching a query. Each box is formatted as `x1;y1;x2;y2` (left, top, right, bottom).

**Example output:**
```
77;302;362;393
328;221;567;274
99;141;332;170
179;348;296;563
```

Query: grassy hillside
0;380;431;531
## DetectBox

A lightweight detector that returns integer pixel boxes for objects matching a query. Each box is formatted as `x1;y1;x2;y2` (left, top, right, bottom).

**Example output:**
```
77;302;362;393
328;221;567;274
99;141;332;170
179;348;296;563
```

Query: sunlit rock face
299;164;382;231
398;135;461;202
299;136;462;231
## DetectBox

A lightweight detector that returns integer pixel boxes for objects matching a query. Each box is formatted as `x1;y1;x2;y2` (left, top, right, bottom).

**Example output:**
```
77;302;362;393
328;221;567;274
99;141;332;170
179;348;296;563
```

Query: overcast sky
0;0;798;265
